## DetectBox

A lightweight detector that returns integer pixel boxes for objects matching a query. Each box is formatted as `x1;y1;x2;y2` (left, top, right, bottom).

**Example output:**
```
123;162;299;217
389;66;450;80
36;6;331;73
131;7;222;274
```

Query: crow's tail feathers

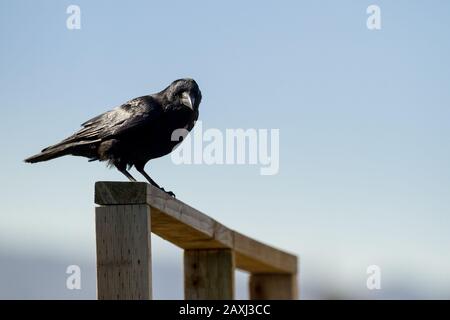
24;139;101;163
24;144;72;163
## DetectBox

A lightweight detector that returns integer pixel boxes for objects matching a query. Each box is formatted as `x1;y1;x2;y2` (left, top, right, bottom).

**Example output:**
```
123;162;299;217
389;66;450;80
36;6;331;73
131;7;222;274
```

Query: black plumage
25;78;202;196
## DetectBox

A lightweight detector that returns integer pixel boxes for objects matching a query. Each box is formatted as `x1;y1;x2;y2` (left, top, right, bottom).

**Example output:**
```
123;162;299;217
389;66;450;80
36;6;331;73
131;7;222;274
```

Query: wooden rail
95;181;299;300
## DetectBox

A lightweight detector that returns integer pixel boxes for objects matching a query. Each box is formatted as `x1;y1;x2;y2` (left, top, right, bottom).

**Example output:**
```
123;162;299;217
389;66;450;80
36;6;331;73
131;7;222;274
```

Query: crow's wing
43;96;161;151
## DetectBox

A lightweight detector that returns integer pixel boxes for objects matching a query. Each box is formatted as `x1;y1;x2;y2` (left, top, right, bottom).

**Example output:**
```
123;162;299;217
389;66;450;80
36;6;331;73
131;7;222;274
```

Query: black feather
24;78;202;196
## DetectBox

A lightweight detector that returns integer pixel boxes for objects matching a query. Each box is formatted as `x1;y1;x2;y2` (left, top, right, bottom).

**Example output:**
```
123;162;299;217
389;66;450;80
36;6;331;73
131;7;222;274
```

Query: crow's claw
161;188;176;198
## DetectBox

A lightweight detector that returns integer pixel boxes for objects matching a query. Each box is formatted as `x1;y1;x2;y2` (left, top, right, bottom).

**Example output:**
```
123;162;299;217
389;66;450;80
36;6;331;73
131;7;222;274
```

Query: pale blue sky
1;0;450;298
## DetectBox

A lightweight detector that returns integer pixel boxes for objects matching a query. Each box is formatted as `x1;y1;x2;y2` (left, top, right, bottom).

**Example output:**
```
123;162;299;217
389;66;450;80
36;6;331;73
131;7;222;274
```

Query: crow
24;78;202;197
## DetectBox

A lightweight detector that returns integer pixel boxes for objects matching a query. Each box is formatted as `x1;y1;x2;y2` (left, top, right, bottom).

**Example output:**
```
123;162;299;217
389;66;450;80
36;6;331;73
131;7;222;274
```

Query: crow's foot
161;188;176;198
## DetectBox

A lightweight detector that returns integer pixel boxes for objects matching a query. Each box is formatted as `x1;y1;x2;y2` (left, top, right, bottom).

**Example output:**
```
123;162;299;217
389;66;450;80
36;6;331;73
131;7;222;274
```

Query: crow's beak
181;91;195;110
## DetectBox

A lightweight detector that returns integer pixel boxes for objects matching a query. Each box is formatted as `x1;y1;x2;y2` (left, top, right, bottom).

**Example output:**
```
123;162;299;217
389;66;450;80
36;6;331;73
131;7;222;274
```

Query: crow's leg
137;168;160;188
116;166;137;182
135;165;175;197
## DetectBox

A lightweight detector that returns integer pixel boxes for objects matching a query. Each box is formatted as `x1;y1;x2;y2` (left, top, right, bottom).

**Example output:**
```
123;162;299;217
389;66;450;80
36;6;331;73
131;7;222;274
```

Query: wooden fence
94;181;298;299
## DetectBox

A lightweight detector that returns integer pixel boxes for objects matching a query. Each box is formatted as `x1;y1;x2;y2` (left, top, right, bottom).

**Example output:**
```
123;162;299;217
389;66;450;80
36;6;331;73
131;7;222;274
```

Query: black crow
25;78;202;197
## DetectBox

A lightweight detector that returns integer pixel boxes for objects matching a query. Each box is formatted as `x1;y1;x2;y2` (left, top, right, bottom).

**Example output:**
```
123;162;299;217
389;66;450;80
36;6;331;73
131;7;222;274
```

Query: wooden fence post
184;249;235;299
95;204;152;300
94;181;299;300
249;273;298;300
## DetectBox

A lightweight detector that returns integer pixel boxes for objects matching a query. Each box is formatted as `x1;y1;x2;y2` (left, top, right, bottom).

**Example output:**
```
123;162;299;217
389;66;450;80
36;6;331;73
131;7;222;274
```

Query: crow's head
162;78;202;111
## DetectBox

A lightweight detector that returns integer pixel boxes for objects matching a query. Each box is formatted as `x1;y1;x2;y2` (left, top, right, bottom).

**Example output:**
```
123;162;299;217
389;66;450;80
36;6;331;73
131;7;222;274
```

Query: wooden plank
95;204;152;299
184;249;235;299
249;274;298;300
151;209;234;249
234;232;297;274
95;182;297;274
95;182;149;205
96;182;233;249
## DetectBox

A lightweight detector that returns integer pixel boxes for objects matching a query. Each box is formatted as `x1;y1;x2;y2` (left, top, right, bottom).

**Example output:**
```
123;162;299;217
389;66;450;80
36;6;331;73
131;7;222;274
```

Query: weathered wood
234;232;297;274
249;274;298;300
95;204;152;299
96;181;233;250
95;182;298;274
184;249;235;299
95;182;150;205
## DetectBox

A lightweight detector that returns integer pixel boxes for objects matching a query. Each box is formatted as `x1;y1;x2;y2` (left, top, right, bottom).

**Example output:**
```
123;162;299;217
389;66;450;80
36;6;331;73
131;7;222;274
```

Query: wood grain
234;232;298;274
95;204;152;299
184;249;235;299
249;273;298;300
95;182;298;275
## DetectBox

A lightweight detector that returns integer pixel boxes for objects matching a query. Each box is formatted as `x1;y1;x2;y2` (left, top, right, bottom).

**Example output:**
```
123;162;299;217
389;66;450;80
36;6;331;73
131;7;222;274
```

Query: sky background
1;0;450;299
